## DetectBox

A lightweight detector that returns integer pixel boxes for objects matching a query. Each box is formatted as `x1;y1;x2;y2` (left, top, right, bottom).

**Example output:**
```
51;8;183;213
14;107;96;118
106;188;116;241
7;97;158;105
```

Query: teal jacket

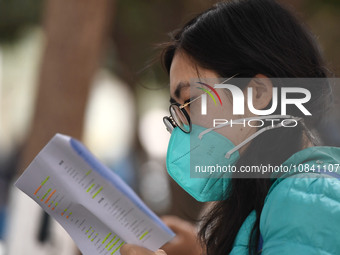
230;146;340;254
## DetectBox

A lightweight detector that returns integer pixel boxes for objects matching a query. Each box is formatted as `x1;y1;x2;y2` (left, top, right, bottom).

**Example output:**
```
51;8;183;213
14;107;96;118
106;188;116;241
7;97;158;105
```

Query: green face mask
166;124;240;202
166;116;301;202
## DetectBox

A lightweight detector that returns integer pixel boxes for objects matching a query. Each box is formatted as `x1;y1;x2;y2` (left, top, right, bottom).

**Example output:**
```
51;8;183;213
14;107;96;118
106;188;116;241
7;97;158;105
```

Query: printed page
15;134;175;255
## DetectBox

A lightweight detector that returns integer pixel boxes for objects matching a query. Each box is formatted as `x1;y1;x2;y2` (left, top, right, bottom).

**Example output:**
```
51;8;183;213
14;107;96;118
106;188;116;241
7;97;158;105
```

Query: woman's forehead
169;53;218;99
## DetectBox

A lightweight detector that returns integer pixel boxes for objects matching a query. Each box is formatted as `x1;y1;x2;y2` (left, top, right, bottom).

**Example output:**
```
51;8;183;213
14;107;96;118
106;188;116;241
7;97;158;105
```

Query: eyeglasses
163;74;238;134
163;100;195;134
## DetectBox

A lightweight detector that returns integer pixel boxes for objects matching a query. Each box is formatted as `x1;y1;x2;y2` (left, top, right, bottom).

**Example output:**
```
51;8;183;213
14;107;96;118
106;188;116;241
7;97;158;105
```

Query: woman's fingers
120;244;167;255
161;216;196;233
160;216;203;255
155;249;167;255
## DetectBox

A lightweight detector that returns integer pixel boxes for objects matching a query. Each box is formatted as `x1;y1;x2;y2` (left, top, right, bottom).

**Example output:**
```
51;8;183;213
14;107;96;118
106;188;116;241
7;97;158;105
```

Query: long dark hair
161;0;330;254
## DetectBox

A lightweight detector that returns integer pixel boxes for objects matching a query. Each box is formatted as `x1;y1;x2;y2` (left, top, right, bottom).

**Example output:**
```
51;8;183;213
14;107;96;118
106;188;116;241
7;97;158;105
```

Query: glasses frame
163;102;192;134
163;74;239;134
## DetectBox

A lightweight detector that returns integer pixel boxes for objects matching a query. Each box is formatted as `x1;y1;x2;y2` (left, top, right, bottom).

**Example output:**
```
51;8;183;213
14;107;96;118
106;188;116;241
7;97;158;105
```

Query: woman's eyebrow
170;97;177;104
174;81;191;99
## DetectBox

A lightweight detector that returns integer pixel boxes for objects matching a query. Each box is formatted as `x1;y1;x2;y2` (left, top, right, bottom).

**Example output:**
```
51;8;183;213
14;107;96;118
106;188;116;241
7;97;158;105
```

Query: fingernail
156;249;167;255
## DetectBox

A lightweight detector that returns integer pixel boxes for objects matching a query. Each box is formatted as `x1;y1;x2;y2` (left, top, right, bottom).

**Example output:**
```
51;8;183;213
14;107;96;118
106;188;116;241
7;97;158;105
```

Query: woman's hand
121;244;167;255
161;216;204;255
120;216;203;255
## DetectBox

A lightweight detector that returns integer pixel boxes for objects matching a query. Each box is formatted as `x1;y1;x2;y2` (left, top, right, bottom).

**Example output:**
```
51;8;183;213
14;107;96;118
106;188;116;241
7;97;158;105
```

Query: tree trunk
19;0;114;173
13;1;114;254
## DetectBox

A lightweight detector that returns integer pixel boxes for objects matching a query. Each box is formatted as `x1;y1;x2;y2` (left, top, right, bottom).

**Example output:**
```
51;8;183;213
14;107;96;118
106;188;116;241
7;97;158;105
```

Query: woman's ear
247;74;273;110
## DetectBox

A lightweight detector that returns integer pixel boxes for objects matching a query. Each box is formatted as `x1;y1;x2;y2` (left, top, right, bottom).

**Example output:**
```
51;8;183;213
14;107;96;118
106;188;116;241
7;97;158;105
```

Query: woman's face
169;51;258;152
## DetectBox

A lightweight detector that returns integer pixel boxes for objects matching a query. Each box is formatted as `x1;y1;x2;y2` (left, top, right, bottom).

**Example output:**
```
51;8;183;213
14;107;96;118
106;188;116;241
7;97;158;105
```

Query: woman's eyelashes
169;97;178;105
169;96;194;107
183;98;191;104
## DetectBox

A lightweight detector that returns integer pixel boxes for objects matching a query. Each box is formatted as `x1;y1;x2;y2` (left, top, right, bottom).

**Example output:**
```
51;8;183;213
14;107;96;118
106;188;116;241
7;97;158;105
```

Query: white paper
15;134;175;255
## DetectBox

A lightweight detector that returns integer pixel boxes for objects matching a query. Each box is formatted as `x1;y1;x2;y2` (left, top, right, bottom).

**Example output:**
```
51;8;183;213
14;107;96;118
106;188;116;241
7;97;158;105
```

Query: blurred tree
19;0;114;173
11;0;115;254
111;0;219;86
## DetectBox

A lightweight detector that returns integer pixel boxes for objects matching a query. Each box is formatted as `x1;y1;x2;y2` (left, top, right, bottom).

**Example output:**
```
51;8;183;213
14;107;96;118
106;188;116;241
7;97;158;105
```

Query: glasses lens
163;116;174;134
170;105;190;133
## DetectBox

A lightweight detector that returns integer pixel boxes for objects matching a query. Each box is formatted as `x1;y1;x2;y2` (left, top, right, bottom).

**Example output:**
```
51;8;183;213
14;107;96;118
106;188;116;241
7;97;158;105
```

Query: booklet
15;134;175;255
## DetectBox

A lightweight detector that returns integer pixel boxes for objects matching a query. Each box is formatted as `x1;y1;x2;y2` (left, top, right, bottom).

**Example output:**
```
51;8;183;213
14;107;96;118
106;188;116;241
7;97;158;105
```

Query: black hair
161;0;331;254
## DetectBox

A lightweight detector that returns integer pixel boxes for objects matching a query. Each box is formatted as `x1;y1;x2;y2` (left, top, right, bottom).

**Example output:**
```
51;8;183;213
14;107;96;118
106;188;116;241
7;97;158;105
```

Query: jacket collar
270;146;340;187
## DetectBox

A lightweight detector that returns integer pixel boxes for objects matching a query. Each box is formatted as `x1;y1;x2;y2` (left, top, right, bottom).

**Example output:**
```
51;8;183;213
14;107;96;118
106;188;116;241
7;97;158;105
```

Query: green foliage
0;0;44;42
110;0;213;87
304;0;340;14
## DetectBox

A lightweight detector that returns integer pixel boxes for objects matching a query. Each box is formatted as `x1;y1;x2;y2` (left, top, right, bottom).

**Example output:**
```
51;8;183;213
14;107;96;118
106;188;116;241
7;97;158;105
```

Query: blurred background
0;0;339;254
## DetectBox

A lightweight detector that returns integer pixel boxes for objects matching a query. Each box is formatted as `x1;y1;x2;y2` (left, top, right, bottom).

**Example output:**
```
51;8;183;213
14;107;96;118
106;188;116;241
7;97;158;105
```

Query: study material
15;134;175;255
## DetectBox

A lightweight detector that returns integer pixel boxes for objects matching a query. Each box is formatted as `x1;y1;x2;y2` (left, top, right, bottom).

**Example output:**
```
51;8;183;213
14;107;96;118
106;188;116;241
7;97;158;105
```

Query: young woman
122;0;340;254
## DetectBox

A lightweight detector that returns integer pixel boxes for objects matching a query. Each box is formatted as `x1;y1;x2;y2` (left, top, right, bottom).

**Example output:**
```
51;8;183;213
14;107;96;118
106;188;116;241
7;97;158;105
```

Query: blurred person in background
121;0;340;254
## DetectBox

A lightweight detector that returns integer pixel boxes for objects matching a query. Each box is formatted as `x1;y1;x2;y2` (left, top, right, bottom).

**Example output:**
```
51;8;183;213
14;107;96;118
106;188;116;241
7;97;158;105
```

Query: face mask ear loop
198;120;236;139
225;118;302;158
198;115;294;140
